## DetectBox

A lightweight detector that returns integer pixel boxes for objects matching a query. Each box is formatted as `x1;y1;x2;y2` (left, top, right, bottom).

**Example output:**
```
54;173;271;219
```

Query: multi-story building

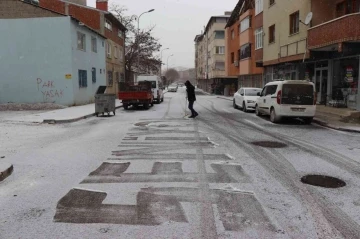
225;0;263;89
194;34;205;87
306;0;360;110
262;0;311;85
39;0;126;95
195;12;238;95
0;0;106;105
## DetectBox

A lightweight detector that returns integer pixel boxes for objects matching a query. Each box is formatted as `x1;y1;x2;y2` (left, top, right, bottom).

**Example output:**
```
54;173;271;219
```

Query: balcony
308;13;360;50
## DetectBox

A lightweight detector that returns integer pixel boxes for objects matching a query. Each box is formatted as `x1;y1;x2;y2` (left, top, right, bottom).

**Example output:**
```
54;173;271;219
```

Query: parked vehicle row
168;84;178;92
233;80;316;124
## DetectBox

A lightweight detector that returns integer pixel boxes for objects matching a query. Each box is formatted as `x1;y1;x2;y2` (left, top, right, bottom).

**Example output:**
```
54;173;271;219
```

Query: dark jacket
186;83;196;101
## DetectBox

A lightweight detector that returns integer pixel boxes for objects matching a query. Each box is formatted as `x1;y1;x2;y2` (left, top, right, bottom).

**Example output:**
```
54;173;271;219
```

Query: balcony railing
279;39;307;58
308;13;360;50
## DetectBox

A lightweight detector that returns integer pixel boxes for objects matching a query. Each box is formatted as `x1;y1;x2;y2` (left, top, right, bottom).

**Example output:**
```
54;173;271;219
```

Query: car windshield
245;89;261;96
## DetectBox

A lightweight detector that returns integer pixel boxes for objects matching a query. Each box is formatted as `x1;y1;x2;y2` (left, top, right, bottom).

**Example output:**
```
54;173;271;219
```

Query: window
215;46;225;54
107;71;113;86
118;30;123;38
91;37;97;52
255;0;263;15
265;85;277;95
336;2;345;18
78;70;87;88
114;46;118;58
119;46;124;61
240;17;251;32
106;42;111;58
105;20;112;31
215;31;225;39
269;0;275;6
231;30;235;39
92;67;96;83
215;62;225;71
77;32;86;51
289;11;299;35
240;43;251;60
269;24;275;43
255;27;263;49
231;52;235;63
115;72;120;83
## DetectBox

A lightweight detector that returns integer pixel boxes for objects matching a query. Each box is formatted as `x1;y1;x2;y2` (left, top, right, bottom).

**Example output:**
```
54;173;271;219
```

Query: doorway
315;69;328;104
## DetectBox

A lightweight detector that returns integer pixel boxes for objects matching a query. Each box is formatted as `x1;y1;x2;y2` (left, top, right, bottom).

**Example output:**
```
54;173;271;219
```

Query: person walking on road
185;80;198;118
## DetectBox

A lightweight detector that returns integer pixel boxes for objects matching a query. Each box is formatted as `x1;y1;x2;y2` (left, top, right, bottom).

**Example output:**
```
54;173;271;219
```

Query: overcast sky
87;0;236;69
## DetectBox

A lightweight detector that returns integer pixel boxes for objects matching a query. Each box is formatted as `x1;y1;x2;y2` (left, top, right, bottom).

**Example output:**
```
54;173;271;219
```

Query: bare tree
111;4;161;79
165;68;180;85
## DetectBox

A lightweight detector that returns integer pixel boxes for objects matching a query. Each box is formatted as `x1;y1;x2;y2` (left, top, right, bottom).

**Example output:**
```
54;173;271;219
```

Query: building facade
0;1;106;105
39;0;126;95
306;0;360;110
225;0;263;89
195;13;238;95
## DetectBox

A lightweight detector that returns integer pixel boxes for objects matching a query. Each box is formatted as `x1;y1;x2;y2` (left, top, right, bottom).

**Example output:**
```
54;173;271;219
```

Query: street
1;87;360;239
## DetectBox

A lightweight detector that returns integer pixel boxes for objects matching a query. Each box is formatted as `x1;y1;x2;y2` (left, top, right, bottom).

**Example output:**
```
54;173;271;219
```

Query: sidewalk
3;100;122;124
214;93;360;133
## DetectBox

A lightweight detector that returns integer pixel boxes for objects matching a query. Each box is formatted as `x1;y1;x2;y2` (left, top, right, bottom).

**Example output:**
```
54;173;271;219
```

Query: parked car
255;80;316;124
168;84;178;92
233;87;262;112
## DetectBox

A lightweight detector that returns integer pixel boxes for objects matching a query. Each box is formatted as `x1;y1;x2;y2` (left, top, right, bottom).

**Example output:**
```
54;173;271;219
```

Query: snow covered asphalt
1;87;360;238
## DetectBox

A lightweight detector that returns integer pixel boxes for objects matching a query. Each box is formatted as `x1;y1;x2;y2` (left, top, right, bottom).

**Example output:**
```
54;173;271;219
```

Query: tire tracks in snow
196;99;360;239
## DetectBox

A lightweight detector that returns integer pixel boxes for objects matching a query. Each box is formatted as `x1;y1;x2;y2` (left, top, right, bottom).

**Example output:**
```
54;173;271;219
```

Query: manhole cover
251;141;287;148
301;175;346;188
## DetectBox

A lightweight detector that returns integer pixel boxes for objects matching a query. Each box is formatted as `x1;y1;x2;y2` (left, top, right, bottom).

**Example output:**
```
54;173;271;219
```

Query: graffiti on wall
36;78;64;100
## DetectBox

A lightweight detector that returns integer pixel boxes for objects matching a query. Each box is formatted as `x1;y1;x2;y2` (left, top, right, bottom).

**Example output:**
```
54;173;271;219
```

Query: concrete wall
70;19;106;105
263;0;311;64
0;17;74;105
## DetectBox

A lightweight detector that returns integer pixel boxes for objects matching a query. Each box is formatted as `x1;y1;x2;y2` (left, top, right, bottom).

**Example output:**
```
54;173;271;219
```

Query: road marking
244;119;264;129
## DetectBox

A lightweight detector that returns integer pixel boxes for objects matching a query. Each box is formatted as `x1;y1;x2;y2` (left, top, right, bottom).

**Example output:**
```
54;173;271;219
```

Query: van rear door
281;84;314;105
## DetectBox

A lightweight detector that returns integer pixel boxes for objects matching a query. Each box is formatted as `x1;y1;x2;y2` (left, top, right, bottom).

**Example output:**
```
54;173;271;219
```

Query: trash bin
95;86;116;116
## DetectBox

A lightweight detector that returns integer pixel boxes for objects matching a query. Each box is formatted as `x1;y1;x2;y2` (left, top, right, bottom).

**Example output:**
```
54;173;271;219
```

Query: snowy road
1;87;360;239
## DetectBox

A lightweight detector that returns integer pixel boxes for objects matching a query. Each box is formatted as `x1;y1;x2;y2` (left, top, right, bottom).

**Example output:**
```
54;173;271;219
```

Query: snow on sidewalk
3;100;122;123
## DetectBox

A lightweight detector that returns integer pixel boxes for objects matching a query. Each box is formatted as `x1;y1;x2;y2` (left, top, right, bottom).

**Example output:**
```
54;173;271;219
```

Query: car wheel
270;108;281;123
233;99;237;109
255;105;261;116
242;102;247;113
303;117;313;124
123;104;128;110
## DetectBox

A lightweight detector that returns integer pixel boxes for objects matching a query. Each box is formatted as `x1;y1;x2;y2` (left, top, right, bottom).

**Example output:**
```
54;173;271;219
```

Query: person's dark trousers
188;100;198;116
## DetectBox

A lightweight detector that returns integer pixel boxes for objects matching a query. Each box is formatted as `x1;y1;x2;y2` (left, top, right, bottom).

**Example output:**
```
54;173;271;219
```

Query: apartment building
195;12;237;95
262;0;311;85
194;34;205;87
225;0;263;89
39;0;126;95
0;0;106;105
306;0;360;110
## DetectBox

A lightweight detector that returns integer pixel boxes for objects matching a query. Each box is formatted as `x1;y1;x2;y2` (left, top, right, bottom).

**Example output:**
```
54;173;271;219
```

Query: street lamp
160;48;169;76
137;9;155;74
167;54;174;72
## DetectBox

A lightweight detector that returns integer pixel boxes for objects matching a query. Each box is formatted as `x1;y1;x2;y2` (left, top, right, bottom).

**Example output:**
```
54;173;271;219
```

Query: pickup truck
118;81;154;110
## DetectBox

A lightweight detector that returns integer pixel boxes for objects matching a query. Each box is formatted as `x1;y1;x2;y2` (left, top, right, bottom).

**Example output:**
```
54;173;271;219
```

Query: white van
137;75;164;104
255;80;316;124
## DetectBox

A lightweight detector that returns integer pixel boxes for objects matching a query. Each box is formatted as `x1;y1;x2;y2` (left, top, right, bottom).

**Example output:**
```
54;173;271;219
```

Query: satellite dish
304;12;313;25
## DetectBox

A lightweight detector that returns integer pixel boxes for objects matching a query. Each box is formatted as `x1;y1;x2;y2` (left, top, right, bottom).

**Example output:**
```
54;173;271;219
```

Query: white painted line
244;119;264;129
225;153;235;160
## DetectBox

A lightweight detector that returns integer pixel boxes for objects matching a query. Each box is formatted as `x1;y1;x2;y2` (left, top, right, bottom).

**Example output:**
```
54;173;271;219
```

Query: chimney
96;0;108;11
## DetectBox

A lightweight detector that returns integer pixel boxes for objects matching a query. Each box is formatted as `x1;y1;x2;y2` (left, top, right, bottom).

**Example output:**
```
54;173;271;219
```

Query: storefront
238;74;262;88
211;78;238;96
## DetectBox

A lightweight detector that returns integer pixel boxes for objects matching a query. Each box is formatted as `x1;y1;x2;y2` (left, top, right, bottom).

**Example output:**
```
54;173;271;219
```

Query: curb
43;105;123;124
312;118;360;133
0;163;14;182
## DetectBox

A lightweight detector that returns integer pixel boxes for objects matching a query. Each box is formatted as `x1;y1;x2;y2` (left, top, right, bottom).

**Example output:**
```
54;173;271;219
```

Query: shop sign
345;66;353;82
